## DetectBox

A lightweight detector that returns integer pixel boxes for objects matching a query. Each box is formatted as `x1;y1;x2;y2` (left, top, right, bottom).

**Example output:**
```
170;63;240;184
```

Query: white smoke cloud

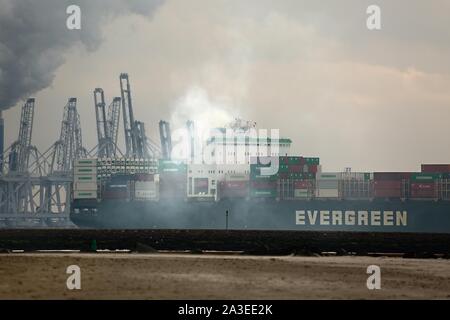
170;86;237;138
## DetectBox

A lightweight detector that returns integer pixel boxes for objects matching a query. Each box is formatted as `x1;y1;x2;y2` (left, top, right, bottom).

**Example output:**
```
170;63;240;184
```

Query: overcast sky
2;0;450;171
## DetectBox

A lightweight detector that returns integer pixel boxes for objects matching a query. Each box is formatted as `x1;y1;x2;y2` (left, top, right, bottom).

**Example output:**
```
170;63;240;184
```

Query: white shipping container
294;189;309;198
74;182;98;191
74;166;97;175
135;190;157;200
316;180;339;189
74;190;97;199
315;189;339;198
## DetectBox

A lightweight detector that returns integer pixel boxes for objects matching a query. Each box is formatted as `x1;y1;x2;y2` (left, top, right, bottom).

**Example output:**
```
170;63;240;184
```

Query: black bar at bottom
0;300;447;319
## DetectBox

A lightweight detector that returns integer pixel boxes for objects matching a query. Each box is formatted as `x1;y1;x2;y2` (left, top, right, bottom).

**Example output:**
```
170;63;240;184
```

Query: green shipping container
289;173;315;179
317;173;340;179
411;173;442;181
75;176;96;182
288;157;302;165
294;189;309;198
158;160;187;172
250;174;279;181
76;168;96;173
250;189;277;197
75;159;97;167
304;157;320;165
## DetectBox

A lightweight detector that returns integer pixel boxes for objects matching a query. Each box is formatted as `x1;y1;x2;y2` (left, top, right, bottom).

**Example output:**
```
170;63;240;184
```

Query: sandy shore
0;253;449;299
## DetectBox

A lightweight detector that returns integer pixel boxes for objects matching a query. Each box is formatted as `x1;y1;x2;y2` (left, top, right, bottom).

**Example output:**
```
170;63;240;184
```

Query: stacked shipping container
97;158;157;181
340;172;372;199
103;174;130;200
422;165;450;200
75;158;450;203
219;174;249;199
315;173;340;198
250;156;319;199
132;173;159;201
410;173;439;199
373;172;409;198
73;159;98;200
250;158;278;198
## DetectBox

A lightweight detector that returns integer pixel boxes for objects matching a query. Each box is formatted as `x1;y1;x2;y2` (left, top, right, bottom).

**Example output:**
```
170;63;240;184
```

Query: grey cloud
0;0;163;110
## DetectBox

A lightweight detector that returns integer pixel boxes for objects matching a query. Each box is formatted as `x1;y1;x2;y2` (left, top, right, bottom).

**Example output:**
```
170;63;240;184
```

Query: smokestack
0;111;4;173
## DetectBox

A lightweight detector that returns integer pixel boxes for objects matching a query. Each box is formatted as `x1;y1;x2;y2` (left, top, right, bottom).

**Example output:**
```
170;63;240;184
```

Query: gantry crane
0;98;78;227
94;89;121;158
119;73;161;159
51;98;87;174
120;73;138;157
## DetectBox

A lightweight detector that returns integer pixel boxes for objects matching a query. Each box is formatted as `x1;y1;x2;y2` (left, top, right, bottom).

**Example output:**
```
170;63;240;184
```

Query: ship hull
71;199;450;233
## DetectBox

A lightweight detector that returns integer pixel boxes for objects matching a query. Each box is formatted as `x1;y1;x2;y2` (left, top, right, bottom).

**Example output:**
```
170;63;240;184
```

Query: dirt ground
0;253;449;299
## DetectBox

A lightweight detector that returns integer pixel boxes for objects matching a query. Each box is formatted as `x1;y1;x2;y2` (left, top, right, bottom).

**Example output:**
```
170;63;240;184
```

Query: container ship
70;130;450;233
2;75;448;232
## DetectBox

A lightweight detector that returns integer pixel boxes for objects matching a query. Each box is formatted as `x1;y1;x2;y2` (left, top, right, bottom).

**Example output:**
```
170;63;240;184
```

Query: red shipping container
374;180;402;189
374;189;402;198
411;182;435;191
374;172;411;181
308;165;318;173
289;165;302;173
421;164;450;173
251;181;276;189
224;181;248;189
219;181;248;198
411;190;436;198
294;180;312;189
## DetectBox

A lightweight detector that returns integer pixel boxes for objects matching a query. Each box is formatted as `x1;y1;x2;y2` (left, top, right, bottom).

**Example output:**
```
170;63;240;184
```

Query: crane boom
94;88;109;158
9;98;35;173
119;73;138;157
107;97;121;157
52;98;86;173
